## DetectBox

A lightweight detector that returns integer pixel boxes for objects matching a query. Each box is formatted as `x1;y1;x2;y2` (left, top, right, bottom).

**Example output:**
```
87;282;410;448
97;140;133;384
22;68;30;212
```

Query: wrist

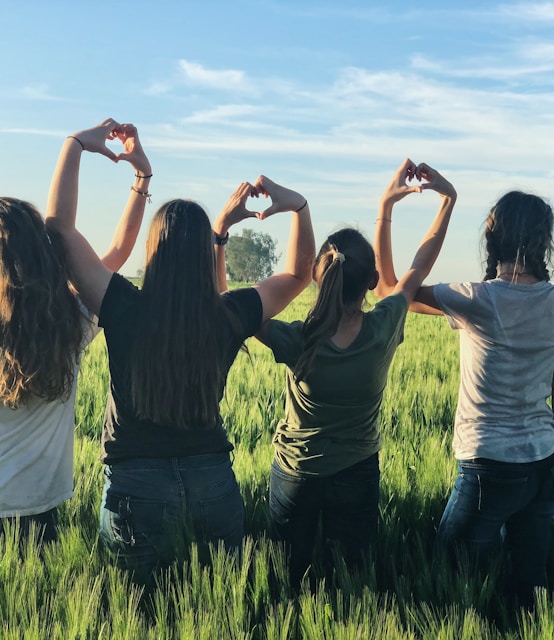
213;229;229;246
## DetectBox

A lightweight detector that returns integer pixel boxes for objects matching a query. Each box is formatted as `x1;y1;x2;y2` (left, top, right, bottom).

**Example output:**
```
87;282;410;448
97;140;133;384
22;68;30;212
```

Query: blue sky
2;1;554;282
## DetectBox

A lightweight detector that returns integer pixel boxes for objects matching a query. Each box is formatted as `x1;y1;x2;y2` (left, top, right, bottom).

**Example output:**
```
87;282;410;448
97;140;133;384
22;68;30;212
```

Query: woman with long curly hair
0;124;151;542
376;186;554;606
46;119;315;584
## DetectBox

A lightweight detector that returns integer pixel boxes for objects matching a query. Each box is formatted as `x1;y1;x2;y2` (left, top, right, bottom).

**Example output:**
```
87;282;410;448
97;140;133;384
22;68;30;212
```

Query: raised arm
46;119;151;315
101;124;152;271
374;159;456;313
212;182;258;293
250;176;315;321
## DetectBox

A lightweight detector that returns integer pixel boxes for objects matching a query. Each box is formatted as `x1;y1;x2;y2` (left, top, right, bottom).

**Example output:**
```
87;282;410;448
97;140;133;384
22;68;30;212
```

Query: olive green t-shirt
267;294;407;477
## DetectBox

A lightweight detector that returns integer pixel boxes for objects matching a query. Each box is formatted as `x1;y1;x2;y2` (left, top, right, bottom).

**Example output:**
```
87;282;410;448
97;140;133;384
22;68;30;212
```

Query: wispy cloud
179;60;247;90
498;2;554;21
182;104;261;124
14;84;62;102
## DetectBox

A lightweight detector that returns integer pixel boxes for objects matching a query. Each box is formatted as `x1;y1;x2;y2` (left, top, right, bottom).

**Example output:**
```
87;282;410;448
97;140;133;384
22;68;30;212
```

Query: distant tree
226;228;280;282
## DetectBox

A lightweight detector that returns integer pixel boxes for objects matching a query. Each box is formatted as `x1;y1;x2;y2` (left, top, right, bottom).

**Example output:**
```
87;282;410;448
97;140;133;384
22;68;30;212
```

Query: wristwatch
213;230;229;246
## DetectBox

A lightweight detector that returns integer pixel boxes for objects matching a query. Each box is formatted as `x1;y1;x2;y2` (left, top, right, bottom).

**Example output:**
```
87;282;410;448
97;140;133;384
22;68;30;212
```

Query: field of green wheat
1;286;553;639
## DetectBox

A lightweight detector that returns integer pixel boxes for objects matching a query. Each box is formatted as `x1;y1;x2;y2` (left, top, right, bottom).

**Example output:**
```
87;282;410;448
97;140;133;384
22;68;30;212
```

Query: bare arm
46;119;151;315
251;176;315;322
374;159;456;314
212;182;258;293
101;125;152;271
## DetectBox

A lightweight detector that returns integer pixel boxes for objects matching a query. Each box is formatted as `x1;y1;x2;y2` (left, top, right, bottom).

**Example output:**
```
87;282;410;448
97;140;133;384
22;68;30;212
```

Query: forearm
101;174;151;271
284;204;315;285
45;137;83;232
409;194;456;277
374;199;397;298
212;215;230;292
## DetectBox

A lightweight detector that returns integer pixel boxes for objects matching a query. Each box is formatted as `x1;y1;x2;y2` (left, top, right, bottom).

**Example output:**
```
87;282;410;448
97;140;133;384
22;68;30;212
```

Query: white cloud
499;2;554;21
179;60;247;89
15;84;62;101
182;104;260;124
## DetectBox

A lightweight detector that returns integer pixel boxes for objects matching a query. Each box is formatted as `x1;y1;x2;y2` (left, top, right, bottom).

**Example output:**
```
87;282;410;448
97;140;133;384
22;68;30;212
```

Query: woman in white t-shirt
376;188;554;606
0;124;151;543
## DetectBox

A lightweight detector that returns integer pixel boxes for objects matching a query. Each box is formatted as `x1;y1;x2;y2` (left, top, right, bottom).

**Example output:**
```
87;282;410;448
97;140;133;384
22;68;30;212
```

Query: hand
114;124;152;176
70;118;122;162
416;163;457;199
217;182;259;231
254;175;306;220
380;158;422;206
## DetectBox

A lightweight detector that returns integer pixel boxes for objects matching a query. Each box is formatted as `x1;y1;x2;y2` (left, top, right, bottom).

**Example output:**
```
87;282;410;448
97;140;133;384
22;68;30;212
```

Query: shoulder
265;319;305;364
98;273;140;329
371;293;408;321
221;287;263;336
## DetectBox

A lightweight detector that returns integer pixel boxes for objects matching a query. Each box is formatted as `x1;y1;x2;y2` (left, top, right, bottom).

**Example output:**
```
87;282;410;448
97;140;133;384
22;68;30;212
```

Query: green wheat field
2;286;553;639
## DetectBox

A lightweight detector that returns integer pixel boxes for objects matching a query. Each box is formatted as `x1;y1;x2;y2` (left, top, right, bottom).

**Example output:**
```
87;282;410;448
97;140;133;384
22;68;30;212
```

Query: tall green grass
1;286;552;638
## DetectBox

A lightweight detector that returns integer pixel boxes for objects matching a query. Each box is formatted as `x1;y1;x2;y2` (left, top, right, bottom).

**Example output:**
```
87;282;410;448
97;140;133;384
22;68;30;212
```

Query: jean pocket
102;494;168;549
197;481;244;548
458;472;527;515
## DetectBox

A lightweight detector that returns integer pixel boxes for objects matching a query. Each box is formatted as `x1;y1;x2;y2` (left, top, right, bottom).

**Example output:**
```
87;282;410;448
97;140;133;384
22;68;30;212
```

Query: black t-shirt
98;273;263;463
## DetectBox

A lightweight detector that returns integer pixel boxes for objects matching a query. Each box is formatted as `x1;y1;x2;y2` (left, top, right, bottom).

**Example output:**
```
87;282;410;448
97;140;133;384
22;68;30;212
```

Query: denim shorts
99;452;244;584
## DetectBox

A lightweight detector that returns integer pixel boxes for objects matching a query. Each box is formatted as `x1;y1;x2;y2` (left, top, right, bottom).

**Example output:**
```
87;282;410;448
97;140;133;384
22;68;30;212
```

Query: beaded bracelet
130;185;152;203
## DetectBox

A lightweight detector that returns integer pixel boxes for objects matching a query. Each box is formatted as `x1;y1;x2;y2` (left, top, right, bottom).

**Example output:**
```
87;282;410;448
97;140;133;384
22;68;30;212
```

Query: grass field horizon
2;286;553;639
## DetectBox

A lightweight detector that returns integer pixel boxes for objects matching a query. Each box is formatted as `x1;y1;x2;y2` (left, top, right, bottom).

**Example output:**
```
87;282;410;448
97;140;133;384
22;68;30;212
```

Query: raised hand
254;175;306;220
114;124;152;176
380;158;422;206
218;182;259;230
416;163;457;199
69;118;122;162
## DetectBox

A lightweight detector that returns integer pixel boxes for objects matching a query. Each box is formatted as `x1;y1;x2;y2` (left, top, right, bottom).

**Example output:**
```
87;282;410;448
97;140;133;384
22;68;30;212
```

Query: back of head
131;199;225;427
484;191;554;281
295;228;376;381
0;198;83;407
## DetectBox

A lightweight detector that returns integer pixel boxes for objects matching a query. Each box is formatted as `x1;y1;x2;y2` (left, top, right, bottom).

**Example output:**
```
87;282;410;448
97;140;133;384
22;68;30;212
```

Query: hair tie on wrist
67;136;85;151
296;200;308;212
135;173;153;179
130;185;152;203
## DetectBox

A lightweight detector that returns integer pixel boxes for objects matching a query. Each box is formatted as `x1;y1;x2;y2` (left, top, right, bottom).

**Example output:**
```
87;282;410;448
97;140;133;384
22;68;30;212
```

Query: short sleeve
221;287;263;339
371;294;407;347
433;282;475;330
266;319;305;366
98;273;139;331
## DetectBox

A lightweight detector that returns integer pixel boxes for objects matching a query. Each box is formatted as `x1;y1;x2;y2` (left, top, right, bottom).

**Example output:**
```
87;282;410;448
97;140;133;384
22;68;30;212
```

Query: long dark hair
130;199;228;428
0;198;83;408
483;191;553;281
294;228;376;381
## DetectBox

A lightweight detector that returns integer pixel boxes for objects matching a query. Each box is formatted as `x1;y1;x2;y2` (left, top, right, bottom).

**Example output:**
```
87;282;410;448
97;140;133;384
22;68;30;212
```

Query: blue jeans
269;454;380;585
436;455;554;604
99;452;244;585
0;508;58;544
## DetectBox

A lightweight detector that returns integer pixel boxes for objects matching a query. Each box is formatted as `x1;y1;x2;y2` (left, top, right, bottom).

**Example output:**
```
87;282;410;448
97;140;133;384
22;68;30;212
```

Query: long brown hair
0;198;84;408
130;199;228;428
294;228;376;381
484;191;553;281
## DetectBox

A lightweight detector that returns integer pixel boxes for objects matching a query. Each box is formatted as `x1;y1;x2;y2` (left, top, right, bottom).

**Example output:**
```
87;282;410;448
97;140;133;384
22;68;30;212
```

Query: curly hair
294;228;376;382
0;198;84;408
483;191;554;281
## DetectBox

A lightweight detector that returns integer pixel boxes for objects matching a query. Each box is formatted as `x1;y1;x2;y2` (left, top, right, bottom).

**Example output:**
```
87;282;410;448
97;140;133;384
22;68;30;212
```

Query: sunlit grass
2;286;552;637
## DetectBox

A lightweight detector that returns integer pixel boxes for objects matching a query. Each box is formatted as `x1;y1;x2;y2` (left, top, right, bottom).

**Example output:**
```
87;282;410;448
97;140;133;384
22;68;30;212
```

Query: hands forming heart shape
383;157;457;203
219;175;308;228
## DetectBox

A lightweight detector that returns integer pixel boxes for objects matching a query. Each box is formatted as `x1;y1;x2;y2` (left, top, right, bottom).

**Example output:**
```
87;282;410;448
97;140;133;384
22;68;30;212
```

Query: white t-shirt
0;309;99;517
434;279;554;463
